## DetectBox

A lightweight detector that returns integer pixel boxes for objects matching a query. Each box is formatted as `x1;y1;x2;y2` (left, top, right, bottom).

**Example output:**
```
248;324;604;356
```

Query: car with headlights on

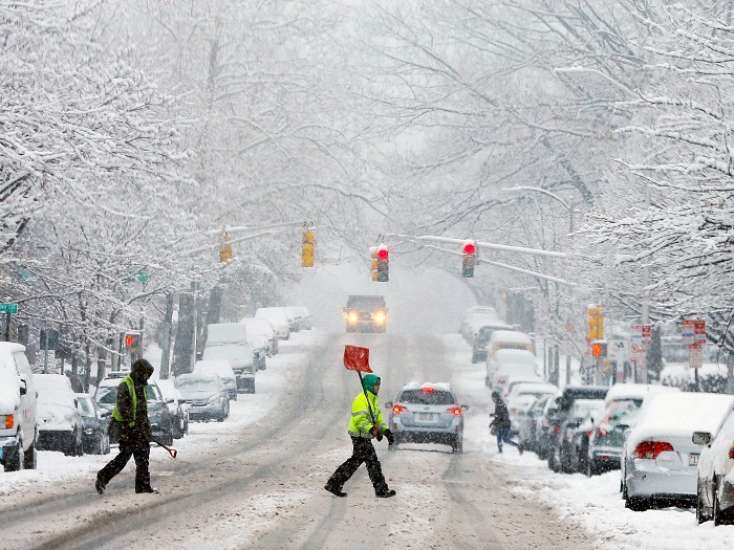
176;373;230;422
696;406;734;525
385;383;467;453
75;393;110;454
622;392;734;511
35;374;84;456
344;295;388;333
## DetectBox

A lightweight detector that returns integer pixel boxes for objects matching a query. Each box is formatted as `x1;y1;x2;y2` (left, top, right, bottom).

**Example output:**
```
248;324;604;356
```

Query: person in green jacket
96;359;157;495
325;373;396;498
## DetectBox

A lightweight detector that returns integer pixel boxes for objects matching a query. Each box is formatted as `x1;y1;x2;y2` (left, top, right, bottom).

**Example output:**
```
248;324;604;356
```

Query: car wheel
3;441;23;472
625;495;649;512
713;478;725;526
548;449;560;472
585;459;597;477
23;442;37;470
76;431;85;456
452;435;464;454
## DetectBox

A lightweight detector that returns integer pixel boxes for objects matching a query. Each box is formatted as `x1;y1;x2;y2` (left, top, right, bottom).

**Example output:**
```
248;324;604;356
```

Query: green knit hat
362;373;381;393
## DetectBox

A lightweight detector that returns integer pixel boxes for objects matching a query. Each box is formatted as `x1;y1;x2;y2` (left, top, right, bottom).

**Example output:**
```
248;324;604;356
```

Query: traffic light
586;305;604;341
375;244;389;282
590;341;607;358
124;332;141;350
219;231;233;264
302;224;315;268
369;247;379;281
462;241;476;278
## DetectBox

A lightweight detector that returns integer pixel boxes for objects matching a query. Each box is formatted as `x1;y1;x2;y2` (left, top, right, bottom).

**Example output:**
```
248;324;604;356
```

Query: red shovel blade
344;345;372;373
168;448;177;460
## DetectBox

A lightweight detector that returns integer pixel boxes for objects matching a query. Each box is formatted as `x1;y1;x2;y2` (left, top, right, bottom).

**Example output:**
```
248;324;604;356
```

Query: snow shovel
151;438;178;459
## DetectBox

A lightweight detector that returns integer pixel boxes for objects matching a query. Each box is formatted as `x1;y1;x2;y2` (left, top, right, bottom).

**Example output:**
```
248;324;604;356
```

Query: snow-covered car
204;323;256;393
459;306;500;342
498;375;544;401
176;373;229;422
194;359;237;401
35;374;84;456
507;382;558;432
255;308;291;340
290;306;312;330
696;406;734;525
585;384;680;476
155;378;189;439
0;343;38;471
75;393;110;455
518;393;556;455
241;317;278;357
622;392;734;511
486;348;539;388
546;386;608;472
487;330;534;361
386;383;467;453
558;398;607;473
535;395;561;460
343;295;388;333
471;322;513;363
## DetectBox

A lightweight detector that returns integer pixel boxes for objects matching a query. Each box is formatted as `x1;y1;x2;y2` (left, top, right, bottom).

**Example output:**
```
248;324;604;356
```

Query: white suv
0;343;38;471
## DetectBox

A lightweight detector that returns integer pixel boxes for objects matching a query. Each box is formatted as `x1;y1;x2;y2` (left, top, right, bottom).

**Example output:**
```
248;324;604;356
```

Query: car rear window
399;390;455;405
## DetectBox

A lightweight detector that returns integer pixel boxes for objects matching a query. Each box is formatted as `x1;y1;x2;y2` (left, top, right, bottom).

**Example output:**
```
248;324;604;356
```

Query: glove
371;426;380;439
384;429;395;445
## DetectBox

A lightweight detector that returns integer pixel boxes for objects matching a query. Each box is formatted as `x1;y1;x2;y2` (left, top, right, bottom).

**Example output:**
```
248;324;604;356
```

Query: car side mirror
19;379;27;396
692;431;712;446
385;401;393;409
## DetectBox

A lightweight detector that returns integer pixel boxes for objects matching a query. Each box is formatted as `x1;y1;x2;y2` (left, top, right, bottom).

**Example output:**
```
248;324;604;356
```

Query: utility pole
159;292;175;379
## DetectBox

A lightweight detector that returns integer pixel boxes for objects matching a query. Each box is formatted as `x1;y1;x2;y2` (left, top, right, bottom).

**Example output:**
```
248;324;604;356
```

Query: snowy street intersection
2;331;732;549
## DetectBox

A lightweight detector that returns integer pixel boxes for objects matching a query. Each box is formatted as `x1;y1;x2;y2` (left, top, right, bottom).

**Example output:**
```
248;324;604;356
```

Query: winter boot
324;484;347;497
375;489;396;498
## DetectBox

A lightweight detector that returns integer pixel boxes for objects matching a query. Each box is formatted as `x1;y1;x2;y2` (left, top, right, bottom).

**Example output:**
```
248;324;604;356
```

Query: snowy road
1;333;592;550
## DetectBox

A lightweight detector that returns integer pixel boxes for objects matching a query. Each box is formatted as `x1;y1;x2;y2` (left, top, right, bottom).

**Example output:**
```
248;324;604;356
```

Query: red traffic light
463;241;476;255
376;247;389;261
125;334;139;348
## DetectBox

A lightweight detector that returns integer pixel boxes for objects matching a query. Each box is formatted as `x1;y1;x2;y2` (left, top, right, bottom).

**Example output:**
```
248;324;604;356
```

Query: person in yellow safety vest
325;373;396;498
96;359;157;495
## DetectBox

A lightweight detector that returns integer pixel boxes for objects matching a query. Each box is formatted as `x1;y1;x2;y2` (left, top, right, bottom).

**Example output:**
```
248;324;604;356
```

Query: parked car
486;348;539;388
75;393;110;455
507;382;558;432
696;406;734;525
557;398;607;473
499;375;544;401
155;378;189;439
0;343;38;471
343;295;388;333
34;373;84;456
176;373;230;422
385;383;467;453
95;378;175;445
241;317;278;356
204;323;256;393
546;385;608;472
536;395;561;460
282;307;301;332
622;392;734;511
146;382;175;446
194;359;237;401
255;307;291;340
487;330;534;361
471;322;513;363
290;306;312;330
518;394;556;455
585;384;680;476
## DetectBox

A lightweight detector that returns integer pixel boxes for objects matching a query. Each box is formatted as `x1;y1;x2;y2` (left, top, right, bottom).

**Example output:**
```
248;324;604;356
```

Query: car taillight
3;414;13;429
729;444;734;460
633;441;674;459
392;404;407;415
448;406;462;416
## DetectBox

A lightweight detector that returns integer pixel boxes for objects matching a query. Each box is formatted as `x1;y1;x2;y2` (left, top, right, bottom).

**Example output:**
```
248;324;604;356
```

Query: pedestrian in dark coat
96;359;157;494
490;391;522;454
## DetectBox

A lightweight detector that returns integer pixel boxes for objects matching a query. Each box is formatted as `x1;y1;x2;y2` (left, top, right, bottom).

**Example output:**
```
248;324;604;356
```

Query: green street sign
136;271;150;285
0;303;18;314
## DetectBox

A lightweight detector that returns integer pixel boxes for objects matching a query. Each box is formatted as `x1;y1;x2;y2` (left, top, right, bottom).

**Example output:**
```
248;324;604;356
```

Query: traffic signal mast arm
422;245;576;287
414;235;569;259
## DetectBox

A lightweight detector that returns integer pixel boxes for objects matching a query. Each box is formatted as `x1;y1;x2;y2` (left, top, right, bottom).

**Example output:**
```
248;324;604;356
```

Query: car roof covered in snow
490;330;533;345
604;383;680;404
401;381;451;393
206;322;247;345
34;373;75;396
510;382;558;396
195;359;235;377
628;392;734;448
495;348;537;365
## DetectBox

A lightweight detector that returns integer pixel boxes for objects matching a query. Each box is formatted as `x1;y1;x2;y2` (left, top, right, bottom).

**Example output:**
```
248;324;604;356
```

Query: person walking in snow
490;391;522;455
325;373;396;498
96;359;158;495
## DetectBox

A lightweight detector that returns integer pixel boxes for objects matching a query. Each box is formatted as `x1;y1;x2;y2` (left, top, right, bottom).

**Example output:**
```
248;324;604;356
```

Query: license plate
416;413;435;422
689;453;699;466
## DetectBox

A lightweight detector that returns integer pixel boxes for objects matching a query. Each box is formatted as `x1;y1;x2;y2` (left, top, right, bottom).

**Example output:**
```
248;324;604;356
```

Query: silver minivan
0;343;38;471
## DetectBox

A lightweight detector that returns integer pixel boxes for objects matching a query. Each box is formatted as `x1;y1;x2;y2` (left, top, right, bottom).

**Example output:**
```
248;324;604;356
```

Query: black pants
97;441;151;491
327;437;388;493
